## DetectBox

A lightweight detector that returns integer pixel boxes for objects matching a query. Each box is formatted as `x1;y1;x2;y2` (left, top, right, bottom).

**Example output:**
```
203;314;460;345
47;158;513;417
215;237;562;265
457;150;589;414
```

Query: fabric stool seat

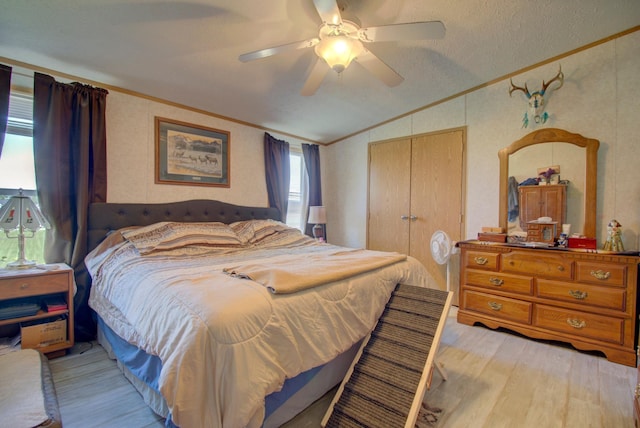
0;349;62;428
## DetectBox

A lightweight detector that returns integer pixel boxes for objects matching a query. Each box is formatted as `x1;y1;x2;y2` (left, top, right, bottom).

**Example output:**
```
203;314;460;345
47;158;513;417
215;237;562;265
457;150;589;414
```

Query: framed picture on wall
155;117;230;187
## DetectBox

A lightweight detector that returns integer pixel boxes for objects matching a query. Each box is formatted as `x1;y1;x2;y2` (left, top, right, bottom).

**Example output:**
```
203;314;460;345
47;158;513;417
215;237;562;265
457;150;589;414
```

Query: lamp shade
0;190;50;269
308;206;327;224
0;194;50;232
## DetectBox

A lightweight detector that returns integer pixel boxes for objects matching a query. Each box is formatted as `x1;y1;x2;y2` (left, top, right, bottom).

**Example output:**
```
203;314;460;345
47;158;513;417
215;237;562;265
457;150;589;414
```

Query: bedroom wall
324;30;640;251
105;91;312;208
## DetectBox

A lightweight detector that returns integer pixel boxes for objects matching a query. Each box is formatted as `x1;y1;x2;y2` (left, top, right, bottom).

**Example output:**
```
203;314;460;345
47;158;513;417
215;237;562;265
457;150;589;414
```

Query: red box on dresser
567;237;597;249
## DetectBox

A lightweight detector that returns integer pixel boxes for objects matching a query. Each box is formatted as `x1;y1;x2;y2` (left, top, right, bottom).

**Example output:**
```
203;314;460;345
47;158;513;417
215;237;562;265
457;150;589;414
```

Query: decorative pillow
230;219;298;245
122;221;242;254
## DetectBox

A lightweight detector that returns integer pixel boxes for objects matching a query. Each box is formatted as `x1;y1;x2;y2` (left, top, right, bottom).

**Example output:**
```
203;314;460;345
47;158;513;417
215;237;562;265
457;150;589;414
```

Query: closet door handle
400;215;409;220
409;215;417;221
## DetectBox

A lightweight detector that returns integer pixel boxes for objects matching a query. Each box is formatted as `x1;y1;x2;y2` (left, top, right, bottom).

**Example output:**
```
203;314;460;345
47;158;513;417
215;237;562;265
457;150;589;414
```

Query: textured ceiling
1;0;639;144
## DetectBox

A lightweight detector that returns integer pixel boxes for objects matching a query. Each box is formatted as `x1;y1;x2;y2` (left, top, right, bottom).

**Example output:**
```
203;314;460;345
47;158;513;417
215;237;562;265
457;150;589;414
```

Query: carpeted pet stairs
322;284;452;428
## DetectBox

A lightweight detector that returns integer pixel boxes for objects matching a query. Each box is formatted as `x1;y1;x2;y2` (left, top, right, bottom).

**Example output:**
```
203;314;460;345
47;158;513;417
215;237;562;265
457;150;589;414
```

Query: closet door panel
367;138;411;254
410;130;464;290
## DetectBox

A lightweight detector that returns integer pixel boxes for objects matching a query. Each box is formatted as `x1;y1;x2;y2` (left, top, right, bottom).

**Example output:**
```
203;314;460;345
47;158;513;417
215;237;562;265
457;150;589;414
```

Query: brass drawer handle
20;283;29;290
489;277;504;286
590;270;611;281
567;318;586;329
474;257;488;265
488;301;502;311
569;290;588;300
557;265;565;272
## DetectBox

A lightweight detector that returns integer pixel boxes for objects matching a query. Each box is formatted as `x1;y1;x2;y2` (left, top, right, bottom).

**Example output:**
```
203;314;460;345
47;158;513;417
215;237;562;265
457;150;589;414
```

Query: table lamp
308;206;326;241
0;189;50;269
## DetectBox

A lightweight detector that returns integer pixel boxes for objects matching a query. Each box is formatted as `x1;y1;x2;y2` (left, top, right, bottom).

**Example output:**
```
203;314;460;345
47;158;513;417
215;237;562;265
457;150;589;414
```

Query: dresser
457;241;639;366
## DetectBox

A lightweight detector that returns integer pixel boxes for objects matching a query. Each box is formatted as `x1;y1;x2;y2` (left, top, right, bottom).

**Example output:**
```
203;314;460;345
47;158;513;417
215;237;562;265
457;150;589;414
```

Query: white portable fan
430;230;458;291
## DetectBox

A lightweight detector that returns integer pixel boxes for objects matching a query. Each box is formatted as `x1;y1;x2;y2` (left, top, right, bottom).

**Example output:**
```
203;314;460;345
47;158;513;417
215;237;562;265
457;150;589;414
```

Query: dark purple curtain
33;72;108;341
302;143;324;238
0;64;11;157
264;133;290;222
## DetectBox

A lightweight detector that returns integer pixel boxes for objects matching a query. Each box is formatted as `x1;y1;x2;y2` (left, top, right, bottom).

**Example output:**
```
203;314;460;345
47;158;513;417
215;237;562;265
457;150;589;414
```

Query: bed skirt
97;317;358;427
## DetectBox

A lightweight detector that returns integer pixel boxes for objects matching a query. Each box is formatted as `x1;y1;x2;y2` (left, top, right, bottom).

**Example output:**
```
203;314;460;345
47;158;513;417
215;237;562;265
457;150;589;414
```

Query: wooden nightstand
0;264;74;358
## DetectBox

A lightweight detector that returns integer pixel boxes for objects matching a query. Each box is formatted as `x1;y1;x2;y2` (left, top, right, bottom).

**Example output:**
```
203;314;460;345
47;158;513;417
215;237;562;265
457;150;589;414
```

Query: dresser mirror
498;128;599;238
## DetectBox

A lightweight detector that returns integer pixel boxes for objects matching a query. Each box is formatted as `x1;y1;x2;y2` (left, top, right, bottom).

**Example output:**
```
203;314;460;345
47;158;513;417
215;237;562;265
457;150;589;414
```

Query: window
286;149;307;230
0;92;45;265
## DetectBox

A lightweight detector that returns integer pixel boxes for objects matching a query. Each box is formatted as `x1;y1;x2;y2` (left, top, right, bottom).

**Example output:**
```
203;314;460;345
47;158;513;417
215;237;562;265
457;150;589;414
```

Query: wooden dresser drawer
534;304;624;344
464;251;500;270
465;270;533;295
537;279;626;311
463;290;532;324
576;261;627;287
0;272;69;299
501;251;573;280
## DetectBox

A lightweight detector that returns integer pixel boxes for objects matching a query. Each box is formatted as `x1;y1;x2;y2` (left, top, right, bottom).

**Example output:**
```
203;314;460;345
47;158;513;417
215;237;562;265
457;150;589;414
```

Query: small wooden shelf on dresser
457;241;640;367
0;264;75;358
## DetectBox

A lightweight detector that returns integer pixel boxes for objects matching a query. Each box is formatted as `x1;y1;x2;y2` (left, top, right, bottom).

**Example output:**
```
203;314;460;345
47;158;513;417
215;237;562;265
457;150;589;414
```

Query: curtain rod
11;70;34;79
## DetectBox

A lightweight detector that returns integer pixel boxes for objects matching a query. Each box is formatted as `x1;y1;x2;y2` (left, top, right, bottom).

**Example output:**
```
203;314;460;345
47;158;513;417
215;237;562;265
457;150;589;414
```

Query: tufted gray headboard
87;199;281;253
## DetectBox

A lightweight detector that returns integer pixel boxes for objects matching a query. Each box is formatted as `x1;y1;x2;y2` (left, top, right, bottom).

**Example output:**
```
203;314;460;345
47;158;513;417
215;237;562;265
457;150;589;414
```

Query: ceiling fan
238;0;445;96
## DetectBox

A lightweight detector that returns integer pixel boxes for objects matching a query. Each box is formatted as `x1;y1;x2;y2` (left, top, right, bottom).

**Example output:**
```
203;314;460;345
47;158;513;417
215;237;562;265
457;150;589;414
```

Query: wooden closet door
367;138;411;254
409;130;464;290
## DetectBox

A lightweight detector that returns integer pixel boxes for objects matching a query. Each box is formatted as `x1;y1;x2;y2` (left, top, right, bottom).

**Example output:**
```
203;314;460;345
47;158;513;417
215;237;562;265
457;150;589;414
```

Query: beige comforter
87;233;430;428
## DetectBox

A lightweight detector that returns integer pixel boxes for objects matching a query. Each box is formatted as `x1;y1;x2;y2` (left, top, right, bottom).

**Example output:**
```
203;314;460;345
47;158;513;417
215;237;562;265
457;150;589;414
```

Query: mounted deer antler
509;65;564;128
509;80;530;98
540;66;564;95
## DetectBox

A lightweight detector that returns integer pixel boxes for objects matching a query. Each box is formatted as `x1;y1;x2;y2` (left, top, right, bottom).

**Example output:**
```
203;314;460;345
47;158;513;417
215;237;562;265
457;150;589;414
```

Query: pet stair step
322;285;452;428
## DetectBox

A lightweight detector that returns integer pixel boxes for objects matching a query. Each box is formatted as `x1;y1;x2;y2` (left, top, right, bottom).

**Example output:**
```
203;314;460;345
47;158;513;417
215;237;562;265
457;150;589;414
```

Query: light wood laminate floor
49;307;636;427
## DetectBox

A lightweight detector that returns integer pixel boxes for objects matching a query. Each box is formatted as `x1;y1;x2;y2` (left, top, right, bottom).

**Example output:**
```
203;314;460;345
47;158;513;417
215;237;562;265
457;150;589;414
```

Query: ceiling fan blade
358;21;445;43
239;38;319;62
312;0;343;26
355;49;404;87
301;57;329;96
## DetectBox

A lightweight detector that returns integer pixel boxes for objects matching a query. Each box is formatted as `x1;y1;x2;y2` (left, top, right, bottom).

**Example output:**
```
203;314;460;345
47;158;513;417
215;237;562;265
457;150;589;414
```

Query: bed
84;199;432;428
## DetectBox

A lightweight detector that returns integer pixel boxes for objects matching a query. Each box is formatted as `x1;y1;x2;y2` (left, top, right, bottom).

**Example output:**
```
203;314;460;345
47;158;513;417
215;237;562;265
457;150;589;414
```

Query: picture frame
155;117;230;187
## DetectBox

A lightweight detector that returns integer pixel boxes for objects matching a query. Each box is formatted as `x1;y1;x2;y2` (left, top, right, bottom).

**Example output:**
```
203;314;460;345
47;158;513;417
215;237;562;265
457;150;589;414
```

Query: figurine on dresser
603;219;624;252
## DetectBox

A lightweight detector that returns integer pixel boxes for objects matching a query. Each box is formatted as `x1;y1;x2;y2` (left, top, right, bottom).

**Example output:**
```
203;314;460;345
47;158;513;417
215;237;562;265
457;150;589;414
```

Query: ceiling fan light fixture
315;35;362;73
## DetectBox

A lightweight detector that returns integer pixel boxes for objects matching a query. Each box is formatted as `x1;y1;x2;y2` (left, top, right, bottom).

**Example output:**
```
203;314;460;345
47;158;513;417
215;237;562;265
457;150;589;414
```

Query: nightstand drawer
1;272;69;299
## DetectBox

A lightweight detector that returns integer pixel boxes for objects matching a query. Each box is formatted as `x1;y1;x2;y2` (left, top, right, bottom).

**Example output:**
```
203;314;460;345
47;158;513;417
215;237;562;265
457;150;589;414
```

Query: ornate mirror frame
498;128;599;238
